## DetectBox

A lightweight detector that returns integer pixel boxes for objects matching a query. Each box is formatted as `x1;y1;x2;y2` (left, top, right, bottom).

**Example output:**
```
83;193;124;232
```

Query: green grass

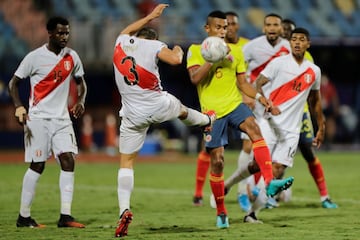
0;151;360;239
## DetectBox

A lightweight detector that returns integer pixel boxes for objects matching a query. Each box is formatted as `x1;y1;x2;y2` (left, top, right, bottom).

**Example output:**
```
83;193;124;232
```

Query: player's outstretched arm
120;4;169;35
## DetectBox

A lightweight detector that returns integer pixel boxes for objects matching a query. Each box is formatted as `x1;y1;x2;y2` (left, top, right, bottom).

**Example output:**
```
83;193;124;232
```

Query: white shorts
258;118;299;167
119;93;182;154
24;118;78;162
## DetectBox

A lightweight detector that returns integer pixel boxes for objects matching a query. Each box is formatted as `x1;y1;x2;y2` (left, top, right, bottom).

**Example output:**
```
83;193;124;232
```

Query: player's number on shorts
288;147;296;158
121;56;139;86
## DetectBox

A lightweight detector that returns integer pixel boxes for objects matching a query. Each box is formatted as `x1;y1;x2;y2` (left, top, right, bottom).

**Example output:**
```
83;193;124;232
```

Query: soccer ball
200;36;228;63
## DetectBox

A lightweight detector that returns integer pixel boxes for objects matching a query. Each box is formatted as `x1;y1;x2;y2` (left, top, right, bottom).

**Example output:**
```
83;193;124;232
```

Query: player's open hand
148;4;169;20
71;102;85;119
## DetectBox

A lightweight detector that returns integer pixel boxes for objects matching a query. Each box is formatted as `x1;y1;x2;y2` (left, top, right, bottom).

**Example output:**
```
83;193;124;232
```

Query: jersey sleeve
186;44;204;69
71;50;85;78
234;47;246;74
14;52;34;79
242;41;252;63
312;66;321;90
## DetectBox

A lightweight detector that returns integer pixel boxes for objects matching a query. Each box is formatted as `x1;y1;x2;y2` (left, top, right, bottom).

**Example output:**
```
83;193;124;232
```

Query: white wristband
255;93;262;101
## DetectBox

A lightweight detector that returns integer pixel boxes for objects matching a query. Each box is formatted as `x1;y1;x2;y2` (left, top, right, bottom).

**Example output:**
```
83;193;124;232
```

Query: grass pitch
0;150;359;239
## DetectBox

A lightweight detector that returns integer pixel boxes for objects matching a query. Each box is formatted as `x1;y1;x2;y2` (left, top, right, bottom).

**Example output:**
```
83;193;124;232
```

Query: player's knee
59;152;75;171
30;161;45;174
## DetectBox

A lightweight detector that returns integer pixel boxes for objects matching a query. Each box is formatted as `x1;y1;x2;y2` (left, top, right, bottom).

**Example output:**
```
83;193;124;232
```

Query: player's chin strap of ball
255;92;262;101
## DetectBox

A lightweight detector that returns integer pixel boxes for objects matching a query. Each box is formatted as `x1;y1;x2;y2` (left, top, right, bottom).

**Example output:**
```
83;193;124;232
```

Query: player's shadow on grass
146;225;216;234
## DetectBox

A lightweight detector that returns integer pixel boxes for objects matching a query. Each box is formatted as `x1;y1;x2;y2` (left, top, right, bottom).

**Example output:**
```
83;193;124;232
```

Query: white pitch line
72;184;360;205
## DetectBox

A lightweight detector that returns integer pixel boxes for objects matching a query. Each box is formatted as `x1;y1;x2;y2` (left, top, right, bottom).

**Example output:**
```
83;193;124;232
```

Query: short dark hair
136;27;158;40
225;11;238;18
264;13;282;22
282;18;296;27
46;16;69;31
207;10;226;24
291;27;310;40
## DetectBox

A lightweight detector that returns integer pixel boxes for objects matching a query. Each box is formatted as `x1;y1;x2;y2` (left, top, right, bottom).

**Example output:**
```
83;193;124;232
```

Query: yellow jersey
187;43;246;118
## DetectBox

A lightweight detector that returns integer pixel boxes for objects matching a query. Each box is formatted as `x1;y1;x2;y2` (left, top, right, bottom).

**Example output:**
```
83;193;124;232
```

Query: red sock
253;172;262;184
194;151;210;198
210;172;227;215
308;157;328;197
252;139;273;185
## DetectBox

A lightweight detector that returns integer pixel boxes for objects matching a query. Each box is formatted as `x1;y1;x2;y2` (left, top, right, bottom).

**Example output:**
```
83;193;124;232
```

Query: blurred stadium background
0;0;359;152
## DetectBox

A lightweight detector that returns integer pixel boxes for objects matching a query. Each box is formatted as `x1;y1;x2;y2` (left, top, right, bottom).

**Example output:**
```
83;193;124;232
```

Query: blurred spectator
320;74;340;145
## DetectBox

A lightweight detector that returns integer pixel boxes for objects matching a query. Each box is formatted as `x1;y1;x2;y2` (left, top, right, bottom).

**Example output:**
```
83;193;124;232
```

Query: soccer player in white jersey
281;19;337;209
246;27;326;222
222;13;290;213
8;17;86;228
112;4;216;237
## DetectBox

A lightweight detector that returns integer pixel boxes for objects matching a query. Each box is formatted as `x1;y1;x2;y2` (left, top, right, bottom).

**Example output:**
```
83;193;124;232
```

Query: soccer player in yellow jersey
191;11;250;208
281;19;337;208
187;10;294;228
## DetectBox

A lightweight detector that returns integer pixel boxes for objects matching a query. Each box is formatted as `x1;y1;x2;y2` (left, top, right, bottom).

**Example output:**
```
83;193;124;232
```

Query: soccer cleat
243;212;263;224
266;176;294;197
209;194;216;209
216;212;229;228
57;214;85;228
265;196;279;209
16;214;46;228
193;196;203;207
237;194;251;212
322;198;338;209
115;209;133;238
203;110;216;134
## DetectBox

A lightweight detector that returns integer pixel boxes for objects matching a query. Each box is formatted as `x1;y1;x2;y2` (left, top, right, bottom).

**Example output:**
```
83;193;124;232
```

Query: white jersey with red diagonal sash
259;54;321;134
113;34;167;119
243;35;290;84
14;44;84;119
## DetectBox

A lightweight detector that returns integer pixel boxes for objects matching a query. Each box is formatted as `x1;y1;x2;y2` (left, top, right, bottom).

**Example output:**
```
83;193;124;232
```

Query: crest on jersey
64;61;72;71
304;74;312;83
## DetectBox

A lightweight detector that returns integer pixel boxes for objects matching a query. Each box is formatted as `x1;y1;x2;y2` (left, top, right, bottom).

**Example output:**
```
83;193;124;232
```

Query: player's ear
204;24;210;33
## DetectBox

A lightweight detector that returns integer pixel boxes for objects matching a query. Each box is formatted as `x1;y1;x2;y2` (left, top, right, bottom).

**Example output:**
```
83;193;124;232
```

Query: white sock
118;168;134;216
181;108;209;126
20;168;41;217
237;150;251;195
250;186;267;215
59;170;74;215
225;162;251;191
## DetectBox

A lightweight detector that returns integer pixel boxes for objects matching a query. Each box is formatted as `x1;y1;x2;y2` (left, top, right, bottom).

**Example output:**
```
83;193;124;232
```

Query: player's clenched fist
15;106;27;124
